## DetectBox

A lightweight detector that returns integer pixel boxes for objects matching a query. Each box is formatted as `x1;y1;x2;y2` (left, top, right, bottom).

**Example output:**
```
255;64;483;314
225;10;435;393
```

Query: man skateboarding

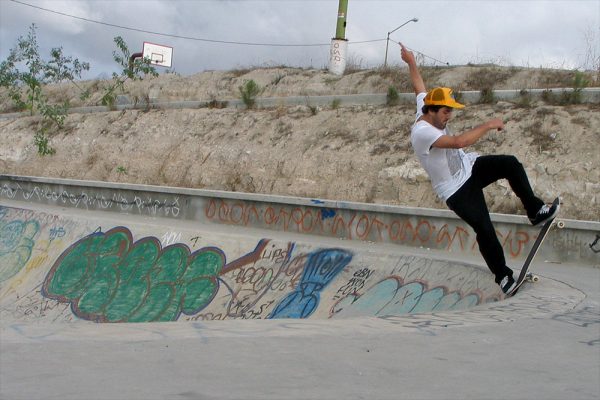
399;43;559;294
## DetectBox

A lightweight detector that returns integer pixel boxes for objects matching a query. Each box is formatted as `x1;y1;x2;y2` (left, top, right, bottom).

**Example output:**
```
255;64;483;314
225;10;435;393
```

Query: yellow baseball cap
424;87;464;109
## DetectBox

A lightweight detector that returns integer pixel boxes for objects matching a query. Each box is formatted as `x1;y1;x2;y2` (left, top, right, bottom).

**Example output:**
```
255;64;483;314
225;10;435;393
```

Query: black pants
446;155;544;284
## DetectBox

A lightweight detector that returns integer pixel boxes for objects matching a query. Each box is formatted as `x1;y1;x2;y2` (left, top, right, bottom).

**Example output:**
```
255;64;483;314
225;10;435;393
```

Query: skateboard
508;197;562;297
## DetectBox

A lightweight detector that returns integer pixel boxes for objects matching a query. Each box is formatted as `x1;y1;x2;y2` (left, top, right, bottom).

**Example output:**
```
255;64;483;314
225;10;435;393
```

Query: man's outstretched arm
433;118;505;149
400;43;426;95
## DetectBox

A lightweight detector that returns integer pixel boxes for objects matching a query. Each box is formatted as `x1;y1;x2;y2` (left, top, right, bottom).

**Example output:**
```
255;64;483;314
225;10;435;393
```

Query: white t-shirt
410;92;478;201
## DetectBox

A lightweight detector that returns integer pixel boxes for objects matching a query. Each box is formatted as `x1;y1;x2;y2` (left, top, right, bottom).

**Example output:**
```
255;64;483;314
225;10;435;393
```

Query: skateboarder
399;43;559;294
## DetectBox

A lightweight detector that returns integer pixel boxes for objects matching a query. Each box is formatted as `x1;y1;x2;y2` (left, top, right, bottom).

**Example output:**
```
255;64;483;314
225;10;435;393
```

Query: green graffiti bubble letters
42;227;224;322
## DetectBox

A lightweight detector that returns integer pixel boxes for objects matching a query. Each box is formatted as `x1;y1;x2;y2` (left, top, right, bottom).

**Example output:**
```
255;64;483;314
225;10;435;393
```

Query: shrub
515;89;532;108
205;99;228;109
239;79;261;109
541;72;589;105
34;130;55;156
386;86;399;106
479;88;496;104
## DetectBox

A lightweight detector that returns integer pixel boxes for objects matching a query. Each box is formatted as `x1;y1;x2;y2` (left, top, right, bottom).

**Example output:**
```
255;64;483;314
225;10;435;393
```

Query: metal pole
335;0;349;39
129;52;143;74
384;32;390;67
384;18;418;67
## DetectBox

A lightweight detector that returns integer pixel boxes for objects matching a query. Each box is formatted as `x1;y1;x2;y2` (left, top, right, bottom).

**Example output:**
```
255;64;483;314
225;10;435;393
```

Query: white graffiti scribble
1;184;180;217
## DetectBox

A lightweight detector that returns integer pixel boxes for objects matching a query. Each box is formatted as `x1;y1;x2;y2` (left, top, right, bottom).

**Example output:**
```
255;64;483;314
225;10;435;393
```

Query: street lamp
384;17;418;67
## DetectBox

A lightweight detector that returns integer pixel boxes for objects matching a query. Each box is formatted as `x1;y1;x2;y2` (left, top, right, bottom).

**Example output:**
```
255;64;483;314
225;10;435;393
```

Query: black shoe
529;201;559;226
500;275;516;294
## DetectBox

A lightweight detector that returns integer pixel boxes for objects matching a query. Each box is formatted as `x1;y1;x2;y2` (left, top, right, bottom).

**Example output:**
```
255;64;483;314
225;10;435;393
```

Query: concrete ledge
1;88;599;120
2;174;599;266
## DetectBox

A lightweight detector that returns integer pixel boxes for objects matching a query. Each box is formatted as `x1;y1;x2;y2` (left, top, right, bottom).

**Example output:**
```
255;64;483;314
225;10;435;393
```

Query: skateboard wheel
525;272;539;282
556;220;565;229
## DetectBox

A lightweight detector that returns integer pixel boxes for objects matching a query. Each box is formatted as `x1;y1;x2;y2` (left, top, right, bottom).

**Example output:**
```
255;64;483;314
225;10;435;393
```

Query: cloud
36;0;96;34
1;0;598;78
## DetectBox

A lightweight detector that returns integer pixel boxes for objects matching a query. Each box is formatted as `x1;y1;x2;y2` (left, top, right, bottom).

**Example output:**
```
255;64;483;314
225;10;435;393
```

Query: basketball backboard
142;42;173;68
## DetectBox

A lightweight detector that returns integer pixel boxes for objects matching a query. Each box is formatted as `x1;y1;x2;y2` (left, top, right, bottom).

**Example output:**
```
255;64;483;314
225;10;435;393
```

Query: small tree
101;36;158;109
0;23;89;155
386;86;399;106
569;71;589;104
0;24;89;119
239;79;261;109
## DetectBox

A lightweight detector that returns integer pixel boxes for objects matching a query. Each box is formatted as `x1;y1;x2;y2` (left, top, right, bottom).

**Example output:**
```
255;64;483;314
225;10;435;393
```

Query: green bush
34;131;55;156
239;79;261;109
386;86;399;106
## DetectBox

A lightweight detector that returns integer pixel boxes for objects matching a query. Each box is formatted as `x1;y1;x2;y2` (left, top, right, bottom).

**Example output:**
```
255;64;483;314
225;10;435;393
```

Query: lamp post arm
389;22;409;35
384;18;418;67
389;18;418;35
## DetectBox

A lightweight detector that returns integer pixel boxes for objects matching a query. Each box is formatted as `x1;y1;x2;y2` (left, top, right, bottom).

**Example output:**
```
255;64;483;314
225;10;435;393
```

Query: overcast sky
1;0;598;79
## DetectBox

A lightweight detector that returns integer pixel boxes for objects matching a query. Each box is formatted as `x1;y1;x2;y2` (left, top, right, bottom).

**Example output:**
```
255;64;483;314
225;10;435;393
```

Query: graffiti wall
204;198;535;258
2;177;598;266
0;205;502;324
0;180;182;218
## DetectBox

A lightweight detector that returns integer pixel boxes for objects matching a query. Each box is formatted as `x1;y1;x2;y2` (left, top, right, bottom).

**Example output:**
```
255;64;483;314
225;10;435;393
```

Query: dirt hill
1;65;599;221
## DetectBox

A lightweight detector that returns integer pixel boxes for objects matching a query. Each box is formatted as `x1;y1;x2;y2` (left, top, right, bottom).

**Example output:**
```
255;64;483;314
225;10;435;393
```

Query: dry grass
465;66;517;90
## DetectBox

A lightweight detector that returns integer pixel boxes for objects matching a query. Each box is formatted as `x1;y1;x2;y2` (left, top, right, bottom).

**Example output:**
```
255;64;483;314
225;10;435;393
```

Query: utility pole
335;0;348;39
328;0;349;75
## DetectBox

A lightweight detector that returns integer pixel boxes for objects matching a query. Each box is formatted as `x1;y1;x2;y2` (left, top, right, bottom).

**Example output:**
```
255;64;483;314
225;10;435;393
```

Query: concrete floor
2;261;598;400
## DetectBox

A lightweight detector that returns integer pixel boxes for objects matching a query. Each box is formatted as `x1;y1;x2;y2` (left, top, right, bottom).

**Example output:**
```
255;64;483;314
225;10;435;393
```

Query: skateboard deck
508;197;561;297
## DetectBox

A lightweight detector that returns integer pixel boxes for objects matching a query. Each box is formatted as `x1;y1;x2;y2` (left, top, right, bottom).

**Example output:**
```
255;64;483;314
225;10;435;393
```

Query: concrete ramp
0;203;502;324
2;178;598;400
